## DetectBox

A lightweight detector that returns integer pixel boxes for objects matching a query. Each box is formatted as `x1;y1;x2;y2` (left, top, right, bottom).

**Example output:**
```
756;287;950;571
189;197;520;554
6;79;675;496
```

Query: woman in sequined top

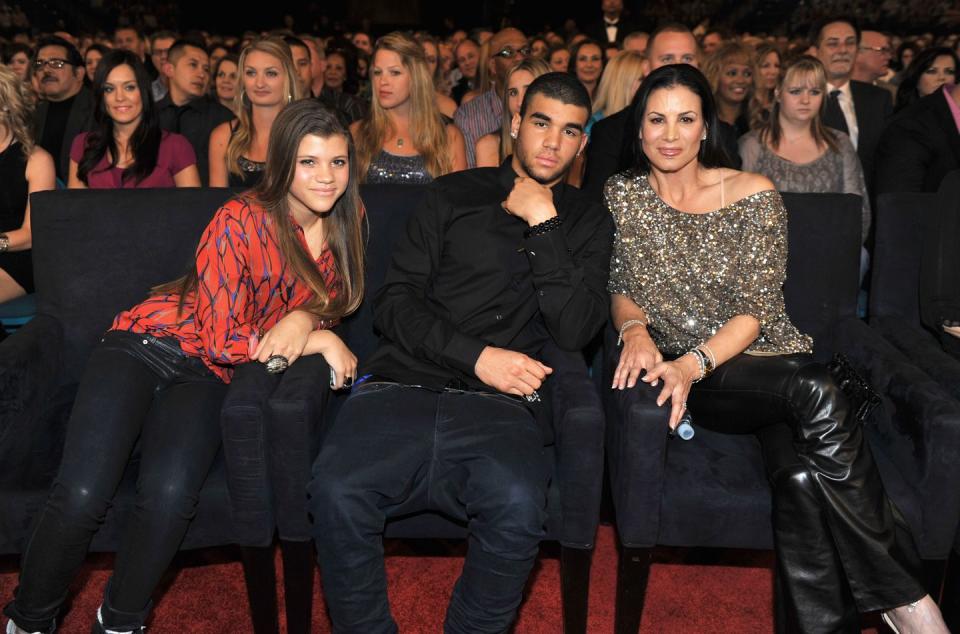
209;37;301;188
3;101;365;634
605;64;948;633
351;32;466;185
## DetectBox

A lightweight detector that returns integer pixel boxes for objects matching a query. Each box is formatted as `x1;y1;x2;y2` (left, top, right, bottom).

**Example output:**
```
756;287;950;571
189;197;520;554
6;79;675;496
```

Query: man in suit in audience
876;84;960;193
584;0;640;47
582;23;700;201
813;17;893;195
32;36;94;185
309;73;613;634
153;39;233;186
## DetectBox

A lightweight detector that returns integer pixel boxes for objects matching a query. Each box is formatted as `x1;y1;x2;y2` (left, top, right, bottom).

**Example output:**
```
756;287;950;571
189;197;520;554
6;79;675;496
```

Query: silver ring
681;402;687;410
342;375;354;388
265;355;289;374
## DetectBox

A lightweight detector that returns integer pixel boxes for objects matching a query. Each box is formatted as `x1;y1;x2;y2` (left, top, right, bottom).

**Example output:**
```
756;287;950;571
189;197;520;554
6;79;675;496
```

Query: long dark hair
629;64;731;175
77;50;160;186
155;100;366;322
895;47;959;113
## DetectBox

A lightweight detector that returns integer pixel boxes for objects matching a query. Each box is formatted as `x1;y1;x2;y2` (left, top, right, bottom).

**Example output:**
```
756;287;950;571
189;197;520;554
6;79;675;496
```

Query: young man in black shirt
153;39;233;185
309;73;613;632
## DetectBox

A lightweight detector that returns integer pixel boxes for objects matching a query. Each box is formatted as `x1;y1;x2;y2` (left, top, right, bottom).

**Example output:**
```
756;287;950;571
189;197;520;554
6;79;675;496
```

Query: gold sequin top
606;171;813;356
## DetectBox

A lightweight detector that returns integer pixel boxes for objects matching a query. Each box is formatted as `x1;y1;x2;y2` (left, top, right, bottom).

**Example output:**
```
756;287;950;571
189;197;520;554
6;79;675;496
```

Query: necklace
396;137;405;148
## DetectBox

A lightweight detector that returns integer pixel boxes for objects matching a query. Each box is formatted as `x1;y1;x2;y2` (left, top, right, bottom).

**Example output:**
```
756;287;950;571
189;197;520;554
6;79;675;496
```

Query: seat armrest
541;342;605;548
0;315;65;478
834;317;960;555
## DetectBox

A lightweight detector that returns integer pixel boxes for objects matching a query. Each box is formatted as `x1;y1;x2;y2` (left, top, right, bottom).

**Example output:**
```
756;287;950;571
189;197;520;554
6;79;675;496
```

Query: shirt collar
829;80;853;100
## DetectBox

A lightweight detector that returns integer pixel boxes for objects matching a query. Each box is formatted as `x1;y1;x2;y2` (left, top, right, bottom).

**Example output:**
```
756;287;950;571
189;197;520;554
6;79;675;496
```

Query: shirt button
496;314;503;321
539;290;545;297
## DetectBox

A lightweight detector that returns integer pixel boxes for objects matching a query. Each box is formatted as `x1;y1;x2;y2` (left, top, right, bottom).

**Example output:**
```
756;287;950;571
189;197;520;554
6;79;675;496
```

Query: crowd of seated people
1;3;960;633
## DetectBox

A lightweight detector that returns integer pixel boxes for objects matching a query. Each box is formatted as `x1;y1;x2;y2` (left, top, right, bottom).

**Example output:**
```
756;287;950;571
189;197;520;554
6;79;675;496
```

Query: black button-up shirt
365;161;614;391
154;94;234;186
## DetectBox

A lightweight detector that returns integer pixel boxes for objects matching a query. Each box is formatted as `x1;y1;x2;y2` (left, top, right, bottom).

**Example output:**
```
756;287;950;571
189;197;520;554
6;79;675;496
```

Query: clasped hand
501;177;557;226
475;346;553;397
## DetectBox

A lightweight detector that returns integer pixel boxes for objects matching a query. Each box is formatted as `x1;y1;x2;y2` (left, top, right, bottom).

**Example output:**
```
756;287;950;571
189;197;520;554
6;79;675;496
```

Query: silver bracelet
685;349;707;383
617;318;648;346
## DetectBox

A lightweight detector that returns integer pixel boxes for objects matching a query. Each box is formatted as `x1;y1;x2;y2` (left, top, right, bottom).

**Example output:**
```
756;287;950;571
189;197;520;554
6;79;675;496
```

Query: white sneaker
96;608;138;634
5;619;46;634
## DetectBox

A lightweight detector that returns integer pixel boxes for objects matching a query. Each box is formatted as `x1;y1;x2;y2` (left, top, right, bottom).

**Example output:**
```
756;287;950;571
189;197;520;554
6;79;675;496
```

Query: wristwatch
0;233;8;254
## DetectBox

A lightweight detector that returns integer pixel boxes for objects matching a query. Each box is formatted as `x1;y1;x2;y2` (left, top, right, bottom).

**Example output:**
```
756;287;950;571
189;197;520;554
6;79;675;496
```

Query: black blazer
876;90;960;194
33;86;95;183
583;15;642;46
822;80;892;195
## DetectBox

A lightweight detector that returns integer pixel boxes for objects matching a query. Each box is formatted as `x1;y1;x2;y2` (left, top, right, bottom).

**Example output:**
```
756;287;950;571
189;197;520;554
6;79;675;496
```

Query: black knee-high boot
279;539;315;634
241;546;279;634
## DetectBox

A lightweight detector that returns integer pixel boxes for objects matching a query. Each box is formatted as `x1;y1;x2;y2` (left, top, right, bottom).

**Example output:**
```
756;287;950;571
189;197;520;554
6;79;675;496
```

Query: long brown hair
759;56;839;153
498;58;551;162
228;37;301;178
749;43;781;130
354;32;451;181
155;100;365;322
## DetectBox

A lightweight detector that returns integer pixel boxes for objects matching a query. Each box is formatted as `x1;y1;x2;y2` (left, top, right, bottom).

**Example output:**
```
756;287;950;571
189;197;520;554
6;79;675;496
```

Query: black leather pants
688;353;926;629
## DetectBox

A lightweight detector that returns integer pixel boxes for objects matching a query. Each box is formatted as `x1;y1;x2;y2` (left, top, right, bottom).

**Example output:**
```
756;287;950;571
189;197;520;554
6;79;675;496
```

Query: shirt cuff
523;226;573;274
441;331;489;376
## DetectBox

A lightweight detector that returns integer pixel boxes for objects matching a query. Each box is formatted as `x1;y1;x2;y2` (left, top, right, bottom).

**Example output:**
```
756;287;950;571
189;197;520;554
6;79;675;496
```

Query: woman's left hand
641;356;697;431
250;311;316;365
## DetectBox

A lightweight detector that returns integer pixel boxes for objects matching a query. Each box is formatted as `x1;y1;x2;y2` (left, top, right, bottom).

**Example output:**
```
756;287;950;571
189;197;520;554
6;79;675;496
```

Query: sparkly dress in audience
227;122;265;188
364;151;433;185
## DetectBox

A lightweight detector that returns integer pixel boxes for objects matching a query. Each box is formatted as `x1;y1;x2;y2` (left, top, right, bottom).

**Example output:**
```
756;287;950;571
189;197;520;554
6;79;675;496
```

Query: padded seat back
30;188;241;386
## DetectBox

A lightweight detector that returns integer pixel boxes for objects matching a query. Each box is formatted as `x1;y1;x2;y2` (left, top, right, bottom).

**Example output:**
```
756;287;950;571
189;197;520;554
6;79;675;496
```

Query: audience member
210;37;300;188
352;31;373;56
318;49;367;123
588;49;644;134
309;71;612;634
876;79;960;193
2;42;30;82
475;57;551;167
68;51;198;189
529;36;549;59
700;27;729;56
813;17;892;194
301;36;326;97
418;36;458;118
213;54;239;114
582;22;702;200
740;56;870;247
703;42;754;137
0;65;55;304
585;0;640;46
454;27;527;167
208;44;229;69
622;31;649;54
284;36;314;100
114;26;147;66
352;32;465;184
547;44;570;73
569;39;604;99
154;38;233;186
605;61;949;634
920;171;960;356
451;38;480;103
894;47;958;112
84;44;109;86
750;43;781;128
32;35;94;184
852;30;893;85
2;97;364;634
148;30;177;101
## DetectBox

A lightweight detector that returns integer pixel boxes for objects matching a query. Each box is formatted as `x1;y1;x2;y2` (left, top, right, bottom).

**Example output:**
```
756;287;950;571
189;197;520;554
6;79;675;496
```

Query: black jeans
3;330;226;633
308;382;551;634
630;353;925;630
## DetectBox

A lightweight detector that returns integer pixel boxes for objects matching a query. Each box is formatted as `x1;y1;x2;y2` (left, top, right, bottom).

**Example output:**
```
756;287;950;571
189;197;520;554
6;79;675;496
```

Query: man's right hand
475;346;553;396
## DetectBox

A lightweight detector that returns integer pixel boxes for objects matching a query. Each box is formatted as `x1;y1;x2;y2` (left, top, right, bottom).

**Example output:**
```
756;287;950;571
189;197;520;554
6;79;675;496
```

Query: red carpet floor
0;525;884;633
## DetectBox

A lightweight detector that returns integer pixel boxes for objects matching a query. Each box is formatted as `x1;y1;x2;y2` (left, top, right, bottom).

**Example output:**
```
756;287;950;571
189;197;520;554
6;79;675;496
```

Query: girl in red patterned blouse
4;99;365;634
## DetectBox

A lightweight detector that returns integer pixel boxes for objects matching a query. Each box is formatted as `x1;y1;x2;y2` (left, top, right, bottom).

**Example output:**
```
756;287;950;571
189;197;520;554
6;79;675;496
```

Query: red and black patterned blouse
112;196;339;383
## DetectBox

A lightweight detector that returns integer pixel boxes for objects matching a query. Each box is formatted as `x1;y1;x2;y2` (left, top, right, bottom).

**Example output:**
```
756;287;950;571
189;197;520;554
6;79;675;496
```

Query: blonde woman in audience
703;41;755;136
474;57;550;167
587;50;645;134
0;65;55;304
209;37;300;188
351;32;465;185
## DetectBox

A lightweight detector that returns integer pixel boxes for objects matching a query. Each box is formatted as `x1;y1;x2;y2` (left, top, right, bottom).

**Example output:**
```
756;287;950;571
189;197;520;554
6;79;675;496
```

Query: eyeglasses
494;46;531;59
33;58;73;70
859;45;892;55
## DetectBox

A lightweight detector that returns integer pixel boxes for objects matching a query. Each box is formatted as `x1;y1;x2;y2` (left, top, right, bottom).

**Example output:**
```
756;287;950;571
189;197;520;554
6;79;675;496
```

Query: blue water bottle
671;410;695;441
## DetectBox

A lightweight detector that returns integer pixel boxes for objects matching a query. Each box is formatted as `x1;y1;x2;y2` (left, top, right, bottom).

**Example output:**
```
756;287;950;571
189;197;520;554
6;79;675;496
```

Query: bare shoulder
722;168;775;200
446;122;464;143
437;93;458;119
28;145;55;171
26;146;56;188
210;120;232;142
460;90;479;106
